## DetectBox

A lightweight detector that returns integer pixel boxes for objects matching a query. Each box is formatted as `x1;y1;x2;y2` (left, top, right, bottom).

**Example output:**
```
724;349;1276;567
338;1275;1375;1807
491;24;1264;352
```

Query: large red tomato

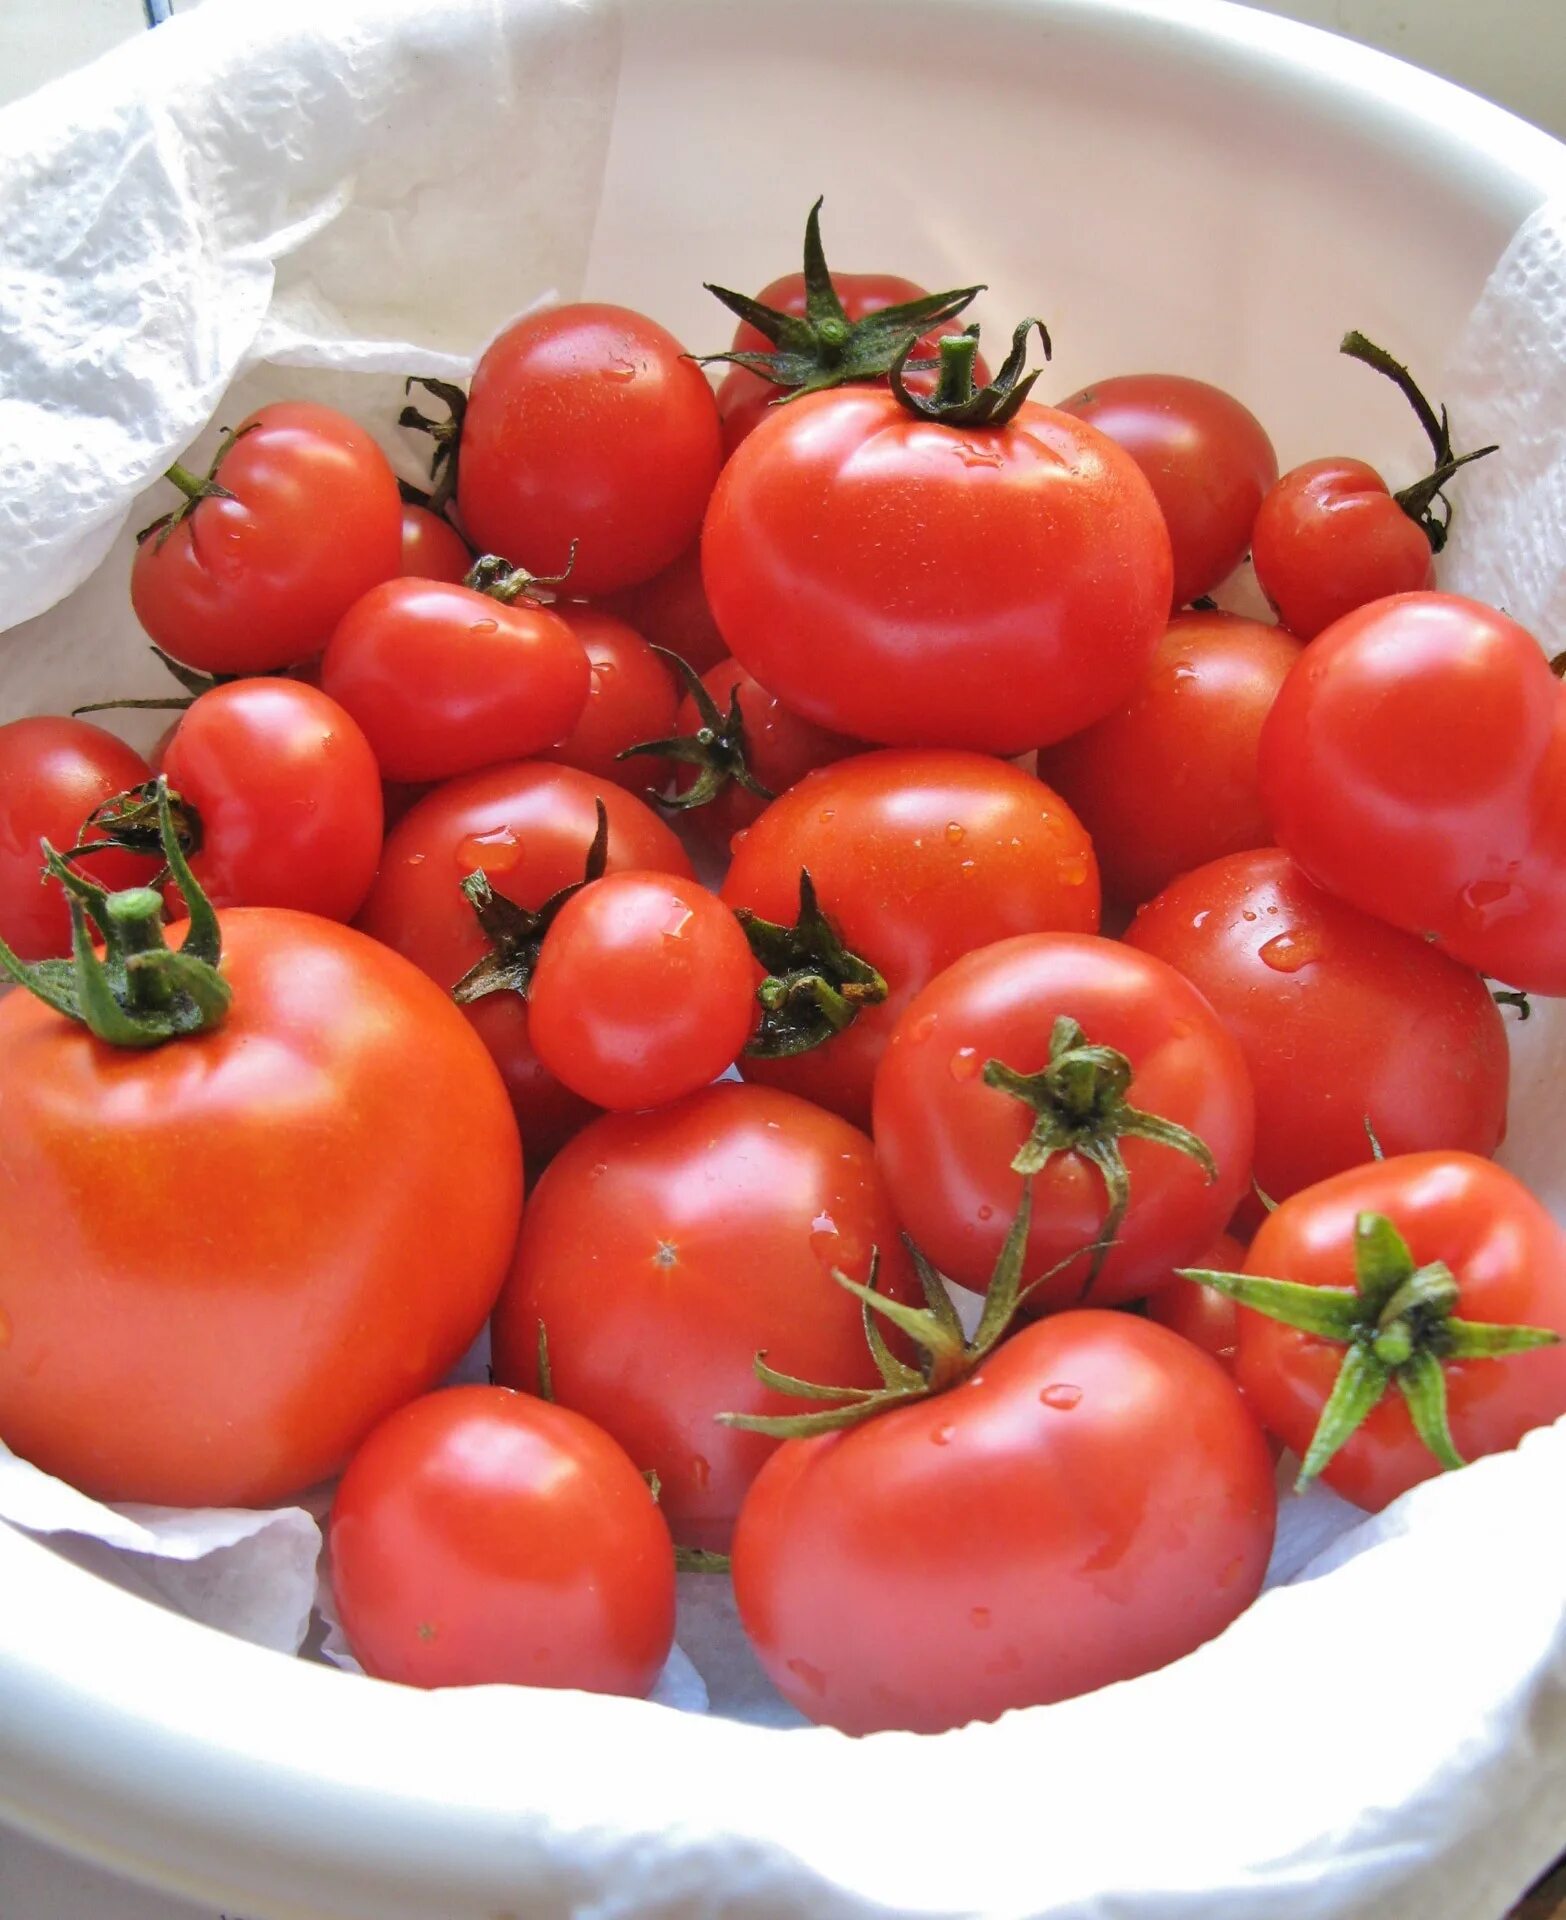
355;761;692;1164
490;1082;920;1551
720;750;1100;1128
732;1311;1276;1733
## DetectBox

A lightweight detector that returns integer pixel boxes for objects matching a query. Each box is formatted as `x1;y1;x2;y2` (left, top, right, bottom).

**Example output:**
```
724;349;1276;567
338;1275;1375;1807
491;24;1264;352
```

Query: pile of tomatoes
1;202;1563;1738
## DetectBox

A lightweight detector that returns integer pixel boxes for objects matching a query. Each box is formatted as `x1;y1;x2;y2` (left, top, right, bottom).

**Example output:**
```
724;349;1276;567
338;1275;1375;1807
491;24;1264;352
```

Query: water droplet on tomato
945;821;966;846
969;1606;992;1630
588;1162;609;1181
661;904;694;940
948;1047;981;1081
457;825;519;873
977;1203;993;1221
1191;909;1209;929
603;357;639;383
469;619;500;636
1240;908;1257;923
1039;1382;1082;1410
952;439;1004;470
1460;877;1524;929
817;808;836;824
1058;852;1089;886
907;1013;938;1046
729;828;750;853
959;859;976;876
786;1656;827;1694
407;852;426;867
931;1423;956;1447
1258;929;1322;973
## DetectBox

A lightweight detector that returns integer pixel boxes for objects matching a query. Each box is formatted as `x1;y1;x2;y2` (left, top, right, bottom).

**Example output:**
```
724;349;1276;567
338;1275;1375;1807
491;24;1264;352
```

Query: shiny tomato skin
162;679;383;923
355;761;693;1165
594;541;728;675
721;751;1100;1127
528;872;756;1110
458;304;722;596
1038;612;1303;905
873;933;1255;1306
130;402;402;675
702;388;1173;753
319;579;591;784
0;718;158;961
491;1082;920;1551
1251;458;1434;640
1235;1153;1566;1510
732;1310;1277;1734
1125;849;1508;1211
0;910;522;1507
398;504;473;584
1146;1232;1248;1367
330;1385;674;1695
1056;374;1278;608
539;607;680;794
1258;592;1566;994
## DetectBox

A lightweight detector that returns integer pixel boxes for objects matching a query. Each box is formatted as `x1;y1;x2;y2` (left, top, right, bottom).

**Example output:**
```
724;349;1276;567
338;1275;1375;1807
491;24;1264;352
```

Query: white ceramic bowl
1;3;1565;1916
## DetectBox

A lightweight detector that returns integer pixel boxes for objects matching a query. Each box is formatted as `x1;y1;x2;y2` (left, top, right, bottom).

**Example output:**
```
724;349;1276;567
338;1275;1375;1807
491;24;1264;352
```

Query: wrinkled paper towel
1;0;1565;1914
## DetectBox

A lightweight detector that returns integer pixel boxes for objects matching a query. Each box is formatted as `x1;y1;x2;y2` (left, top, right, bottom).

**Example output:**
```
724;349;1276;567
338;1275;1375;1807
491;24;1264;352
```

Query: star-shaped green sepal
452;797;609;1005
733;868;887;1058
617;648;774;814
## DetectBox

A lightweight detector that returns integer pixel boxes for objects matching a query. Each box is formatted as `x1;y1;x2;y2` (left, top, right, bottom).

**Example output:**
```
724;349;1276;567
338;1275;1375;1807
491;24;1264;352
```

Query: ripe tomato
130;403;402;675
528;872;756;1110
458;304;722;596
398;503;473;584
721;750;1100;1127
355;762;692;1164
319;573;590;783
330;1385;674;1695
0;718;157;960
1037;611;1303;905
1258;592;1566;994
1251;458;1433;639
732;1310;1276;1733
1145;1232;1248;1369
1125;849;1508;1211
150;679;383;922
594;541;729;675
1204;1153;1566;1510
873;933;1254;1305
0;901;522;1507
539;607;680;794
702;351;1173;753
491;1082;920;1550
1056;374;1277;607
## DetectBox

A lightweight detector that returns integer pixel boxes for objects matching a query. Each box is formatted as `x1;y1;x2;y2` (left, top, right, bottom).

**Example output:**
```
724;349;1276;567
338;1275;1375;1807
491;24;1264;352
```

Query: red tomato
398;503;473;584
0;909;521;1506
702;384;1173;752
1258;592;1566;994
354;762;693;1164
319;577;590;783
156;679;383;923
0;718;157;961
1056;374;1278;608
873;933;1255;1306
458;304;722;596
1146;1232;1248;1369
130;403;402;675
594;541;728;675
1125;849;1509;1210
539;607;680;794
1038;612;1303;905
330;1385;674;1696
490;1082;920;1550
732;1310;1276;1733
721;750;1100;1128
1219;1153;1566;1510
1251;458;1434;640
528;872;756;1110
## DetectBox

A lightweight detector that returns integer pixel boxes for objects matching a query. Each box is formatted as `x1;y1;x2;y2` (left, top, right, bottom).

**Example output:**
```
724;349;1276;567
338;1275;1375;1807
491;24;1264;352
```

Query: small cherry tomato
540;607;681;794
1251;458;1433;639
595;541;729;675
330;1385;674;1696
1038;611;1303;905
0;718;158;961
458;304;722;596
873;933;1255;1307
529;872;756;1110
491;1081;920;1550
398;503;473;584
1056;374;1277;607
130;403;402;675
319;570;590;784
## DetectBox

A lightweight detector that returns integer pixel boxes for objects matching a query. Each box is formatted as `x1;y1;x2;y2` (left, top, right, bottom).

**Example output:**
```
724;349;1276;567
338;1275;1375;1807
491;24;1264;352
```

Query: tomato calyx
0;777;230;1047
1184;1210;1561;1488
462;549;578;605
983;1014;1218;1291
889;317;1052;428
1338;331;1497;554
398;376;468;519
137;424;257;551
698;197;985;401
617;648;774;812
67;776;203;875
733;868;887;1058
451;797;610;1006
